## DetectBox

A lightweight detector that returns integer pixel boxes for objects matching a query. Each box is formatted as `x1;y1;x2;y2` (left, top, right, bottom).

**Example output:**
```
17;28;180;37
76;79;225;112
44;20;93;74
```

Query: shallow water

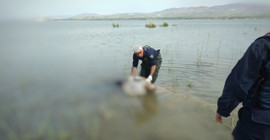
0;19;269;139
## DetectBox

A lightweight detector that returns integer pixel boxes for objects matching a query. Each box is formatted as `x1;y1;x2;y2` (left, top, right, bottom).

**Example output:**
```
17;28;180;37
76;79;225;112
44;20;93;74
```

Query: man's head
133;45;143;57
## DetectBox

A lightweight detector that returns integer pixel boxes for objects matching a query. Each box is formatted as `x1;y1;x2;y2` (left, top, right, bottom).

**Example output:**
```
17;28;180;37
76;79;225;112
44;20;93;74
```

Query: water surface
0;19;269;139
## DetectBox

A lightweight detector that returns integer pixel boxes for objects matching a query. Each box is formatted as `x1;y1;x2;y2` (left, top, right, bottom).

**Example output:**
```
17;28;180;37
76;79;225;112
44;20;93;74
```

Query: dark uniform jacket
217;33;270;124
132;45;160;67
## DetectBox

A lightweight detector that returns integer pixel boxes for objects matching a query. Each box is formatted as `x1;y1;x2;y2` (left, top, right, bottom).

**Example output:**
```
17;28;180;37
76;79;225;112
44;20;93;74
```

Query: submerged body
122;76;155;96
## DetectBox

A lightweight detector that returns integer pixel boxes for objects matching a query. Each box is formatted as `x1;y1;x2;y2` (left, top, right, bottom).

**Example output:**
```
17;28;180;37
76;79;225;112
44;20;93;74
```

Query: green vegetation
145;23;156;28
197;47;203;66
160;22;169;27
112;24;119;28
187;82;193;88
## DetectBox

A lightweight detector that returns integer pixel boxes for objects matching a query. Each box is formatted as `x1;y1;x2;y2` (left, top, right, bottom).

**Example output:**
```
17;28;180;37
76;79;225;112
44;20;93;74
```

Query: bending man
130;45;162;83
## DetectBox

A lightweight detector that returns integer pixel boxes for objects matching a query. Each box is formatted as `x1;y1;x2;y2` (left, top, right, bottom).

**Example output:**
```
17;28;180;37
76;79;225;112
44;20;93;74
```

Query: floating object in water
121;76;155;96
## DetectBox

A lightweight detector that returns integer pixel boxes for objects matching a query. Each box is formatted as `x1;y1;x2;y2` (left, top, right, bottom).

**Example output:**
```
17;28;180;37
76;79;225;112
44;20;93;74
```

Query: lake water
0;19;270;139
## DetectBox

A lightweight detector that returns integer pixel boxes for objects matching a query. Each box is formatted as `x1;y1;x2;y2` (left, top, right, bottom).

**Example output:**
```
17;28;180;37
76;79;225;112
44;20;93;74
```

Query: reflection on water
134;93;159;125
0;19;269;139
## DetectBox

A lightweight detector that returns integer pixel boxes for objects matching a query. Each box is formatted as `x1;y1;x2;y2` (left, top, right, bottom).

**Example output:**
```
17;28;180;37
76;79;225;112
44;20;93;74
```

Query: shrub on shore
112;24;119;28
160;22;169;27
145;23;156;28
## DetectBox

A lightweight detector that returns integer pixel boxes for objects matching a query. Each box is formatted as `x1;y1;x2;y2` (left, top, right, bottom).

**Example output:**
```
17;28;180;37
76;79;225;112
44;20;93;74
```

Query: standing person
130;45;162;83
216;33;270;140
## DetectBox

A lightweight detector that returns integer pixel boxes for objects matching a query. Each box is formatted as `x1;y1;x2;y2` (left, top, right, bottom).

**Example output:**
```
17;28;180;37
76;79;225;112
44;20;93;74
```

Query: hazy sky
1;0;270;19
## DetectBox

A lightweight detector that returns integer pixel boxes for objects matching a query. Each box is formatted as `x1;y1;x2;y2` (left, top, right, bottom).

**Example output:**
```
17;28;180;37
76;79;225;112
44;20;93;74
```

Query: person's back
216;33;270;140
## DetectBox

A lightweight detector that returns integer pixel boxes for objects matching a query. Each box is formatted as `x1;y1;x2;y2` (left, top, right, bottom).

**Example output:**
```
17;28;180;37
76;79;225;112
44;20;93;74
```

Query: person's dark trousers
233;107;270;140
140;53;162;83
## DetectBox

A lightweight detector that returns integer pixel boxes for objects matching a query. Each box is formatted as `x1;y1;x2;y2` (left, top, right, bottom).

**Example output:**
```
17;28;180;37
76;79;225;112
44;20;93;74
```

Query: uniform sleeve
132;54;139;67
217;38;267;117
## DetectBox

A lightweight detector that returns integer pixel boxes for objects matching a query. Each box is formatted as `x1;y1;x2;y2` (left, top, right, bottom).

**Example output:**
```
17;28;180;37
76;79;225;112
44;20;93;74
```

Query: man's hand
216;113;223;124
146;75;152;83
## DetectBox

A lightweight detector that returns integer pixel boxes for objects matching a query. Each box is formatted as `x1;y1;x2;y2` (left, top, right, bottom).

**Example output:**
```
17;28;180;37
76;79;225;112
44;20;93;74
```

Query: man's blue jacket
217;33;270;118
132;45;160;67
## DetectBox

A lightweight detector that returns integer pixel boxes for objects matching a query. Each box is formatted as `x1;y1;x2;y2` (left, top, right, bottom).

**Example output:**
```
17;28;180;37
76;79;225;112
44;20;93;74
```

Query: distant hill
71;13;100;19
52;3;270;20
152;3;270;18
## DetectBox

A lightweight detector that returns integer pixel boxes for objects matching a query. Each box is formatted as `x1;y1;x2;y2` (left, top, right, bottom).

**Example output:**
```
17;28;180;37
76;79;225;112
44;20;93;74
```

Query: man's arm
130;66;137;76
131;54;139;77
216;38;267;123
149;65;156;77
145;65;156;83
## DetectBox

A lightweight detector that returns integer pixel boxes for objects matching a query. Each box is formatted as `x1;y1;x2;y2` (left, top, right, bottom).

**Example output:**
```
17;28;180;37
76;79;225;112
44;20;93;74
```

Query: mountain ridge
50;3;270;20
